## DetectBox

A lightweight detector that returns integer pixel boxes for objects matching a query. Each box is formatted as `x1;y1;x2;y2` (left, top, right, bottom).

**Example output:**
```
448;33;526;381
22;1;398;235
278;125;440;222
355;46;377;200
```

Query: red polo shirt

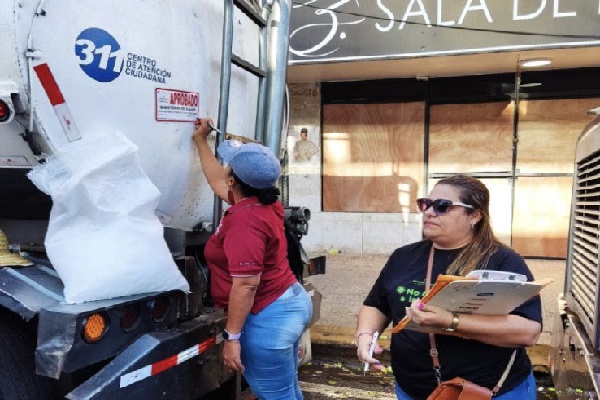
204;197;297;314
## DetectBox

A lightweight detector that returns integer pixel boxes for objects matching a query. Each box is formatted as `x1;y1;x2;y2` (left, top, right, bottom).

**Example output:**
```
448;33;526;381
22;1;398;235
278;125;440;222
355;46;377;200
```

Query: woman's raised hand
193;118;214;142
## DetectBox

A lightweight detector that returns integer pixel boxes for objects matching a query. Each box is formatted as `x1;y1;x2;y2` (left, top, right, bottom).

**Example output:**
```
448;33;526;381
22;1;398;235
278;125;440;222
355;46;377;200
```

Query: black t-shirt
363;240;542;400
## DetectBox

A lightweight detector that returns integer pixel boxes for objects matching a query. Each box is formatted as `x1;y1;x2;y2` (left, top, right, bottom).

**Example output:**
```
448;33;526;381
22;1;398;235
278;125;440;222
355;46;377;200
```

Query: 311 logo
75;27;124;82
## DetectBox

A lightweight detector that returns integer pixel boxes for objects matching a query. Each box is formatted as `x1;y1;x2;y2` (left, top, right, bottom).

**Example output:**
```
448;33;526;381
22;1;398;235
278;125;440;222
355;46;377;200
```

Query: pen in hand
363;331;379;375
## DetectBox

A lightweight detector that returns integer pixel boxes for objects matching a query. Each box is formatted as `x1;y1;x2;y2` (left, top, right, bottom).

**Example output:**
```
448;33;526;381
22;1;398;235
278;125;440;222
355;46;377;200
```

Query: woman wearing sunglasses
356;175;541;399
192;118;312;399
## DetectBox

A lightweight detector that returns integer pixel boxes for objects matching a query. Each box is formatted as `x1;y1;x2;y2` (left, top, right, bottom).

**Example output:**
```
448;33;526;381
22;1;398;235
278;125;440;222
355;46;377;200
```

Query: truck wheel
0;311;57;400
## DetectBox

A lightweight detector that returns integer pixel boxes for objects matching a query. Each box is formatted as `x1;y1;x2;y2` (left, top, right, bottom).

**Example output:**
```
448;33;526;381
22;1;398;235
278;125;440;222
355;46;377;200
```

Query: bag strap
425;245;517;393
492;350;517;394
424;247;442;383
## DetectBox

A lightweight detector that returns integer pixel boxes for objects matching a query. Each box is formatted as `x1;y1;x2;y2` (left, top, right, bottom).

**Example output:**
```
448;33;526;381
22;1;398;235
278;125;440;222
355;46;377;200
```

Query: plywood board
428;177;513;247
429;102;514;174
322;103;424;212
512;176;572;258
517;98;600;174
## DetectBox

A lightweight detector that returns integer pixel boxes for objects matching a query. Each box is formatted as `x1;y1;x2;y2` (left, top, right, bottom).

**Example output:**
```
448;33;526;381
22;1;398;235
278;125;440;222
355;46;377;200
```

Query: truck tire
0;311;57;400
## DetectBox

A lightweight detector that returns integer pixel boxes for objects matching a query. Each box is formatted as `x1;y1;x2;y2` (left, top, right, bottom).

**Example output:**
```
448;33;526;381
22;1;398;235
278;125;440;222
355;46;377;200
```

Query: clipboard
391;270;552;334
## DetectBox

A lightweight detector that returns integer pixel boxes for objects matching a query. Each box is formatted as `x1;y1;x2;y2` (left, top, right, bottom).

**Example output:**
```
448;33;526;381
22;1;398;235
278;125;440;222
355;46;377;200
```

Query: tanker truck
549;108;600;399
0;0;316;399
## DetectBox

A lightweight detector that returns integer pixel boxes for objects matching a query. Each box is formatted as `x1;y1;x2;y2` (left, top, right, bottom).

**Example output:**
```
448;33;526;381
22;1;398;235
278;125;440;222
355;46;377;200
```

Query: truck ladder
213;0;291;226
216;0;268;140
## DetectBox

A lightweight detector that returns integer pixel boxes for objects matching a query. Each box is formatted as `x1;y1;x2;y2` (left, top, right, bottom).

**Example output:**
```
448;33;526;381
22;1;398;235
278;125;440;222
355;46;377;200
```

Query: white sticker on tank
155;88;199;122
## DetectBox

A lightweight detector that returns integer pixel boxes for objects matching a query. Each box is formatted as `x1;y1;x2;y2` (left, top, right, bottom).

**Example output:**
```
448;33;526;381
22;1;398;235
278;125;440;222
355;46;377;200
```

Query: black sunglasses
416;198;475;215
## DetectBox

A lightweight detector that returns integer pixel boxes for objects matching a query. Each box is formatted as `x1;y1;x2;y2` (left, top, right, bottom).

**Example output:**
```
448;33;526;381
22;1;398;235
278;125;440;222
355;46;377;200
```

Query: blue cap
217;140;281;189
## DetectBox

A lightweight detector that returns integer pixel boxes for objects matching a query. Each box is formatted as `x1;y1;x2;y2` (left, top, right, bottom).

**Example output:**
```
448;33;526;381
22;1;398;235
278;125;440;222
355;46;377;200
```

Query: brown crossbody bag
424;247;516;400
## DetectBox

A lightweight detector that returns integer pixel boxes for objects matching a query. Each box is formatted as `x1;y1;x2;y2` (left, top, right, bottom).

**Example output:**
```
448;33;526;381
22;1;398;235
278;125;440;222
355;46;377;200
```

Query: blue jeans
240;282;312;400
394;372;536;400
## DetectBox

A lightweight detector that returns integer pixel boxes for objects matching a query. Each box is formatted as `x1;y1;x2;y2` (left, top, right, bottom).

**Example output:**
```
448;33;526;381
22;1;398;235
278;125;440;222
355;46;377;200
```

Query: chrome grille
571;152;600;336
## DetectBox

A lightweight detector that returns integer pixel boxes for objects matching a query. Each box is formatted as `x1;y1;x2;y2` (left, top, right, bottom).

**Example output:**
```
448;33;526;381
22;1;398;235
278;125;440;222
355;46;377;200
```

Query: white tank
0;0;261;229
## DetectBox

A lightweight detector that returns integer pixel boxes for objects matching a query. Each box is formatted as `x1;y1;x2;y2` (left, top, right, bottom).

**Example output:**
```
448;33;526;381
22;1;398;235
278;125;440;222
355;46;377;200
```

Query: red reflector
151;355;178;375
151;296;171;322
0;100;10;122
199;337;216;353
33;63;65;106
121;304;141;332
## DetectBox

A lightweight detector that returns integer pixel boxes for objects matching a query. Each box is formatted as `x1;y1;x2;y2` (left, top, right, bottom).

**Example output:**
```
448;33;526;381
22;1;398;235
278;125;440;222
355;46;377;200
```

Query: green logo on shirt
396;280;425;303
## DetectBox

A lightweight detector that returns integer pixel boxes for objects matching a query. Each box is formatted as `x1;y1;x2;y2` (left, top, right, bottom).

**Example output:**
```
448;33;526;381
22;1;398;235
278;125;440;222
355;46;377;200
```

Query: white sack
28;131;189;304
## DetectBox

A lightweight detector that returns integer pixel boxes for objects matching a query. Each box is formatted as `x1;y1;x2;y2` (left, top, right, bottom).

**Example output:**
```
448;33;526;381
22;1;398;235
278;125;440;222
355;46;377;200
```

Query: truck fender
0;265;63;321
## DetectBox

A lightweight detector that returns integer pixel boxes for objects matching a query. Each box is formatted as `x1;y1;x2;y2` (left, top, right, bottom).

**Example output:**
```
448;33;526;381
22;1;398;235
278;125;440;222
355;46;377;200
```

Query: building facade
285;0;600;257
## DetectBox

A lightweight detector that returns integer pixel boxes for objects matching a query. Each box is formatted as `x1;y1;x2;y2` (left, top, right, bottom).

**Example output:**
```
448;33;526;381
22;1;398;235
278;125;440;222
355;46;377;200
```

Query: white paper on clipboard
392;270;552;333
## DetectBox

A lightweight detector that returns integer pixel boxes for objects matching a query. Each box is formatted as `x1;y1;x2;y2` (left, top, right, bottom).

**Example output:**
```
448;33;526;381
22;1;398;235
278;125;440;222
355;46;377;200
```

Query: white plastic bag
28;132;189;304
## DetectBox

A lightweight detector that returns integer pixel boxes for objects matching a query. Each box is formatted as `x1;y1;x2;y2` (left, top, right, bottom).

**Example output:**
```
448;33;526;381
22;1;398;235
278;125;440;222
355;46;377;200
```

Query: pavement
305;252;566;368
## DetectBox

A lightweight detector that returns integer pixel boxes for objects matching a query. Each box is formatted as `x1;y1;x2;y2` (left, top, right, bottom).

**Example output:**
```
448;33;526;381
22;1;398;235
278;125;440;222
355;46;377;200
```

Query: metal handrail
262;0;292;155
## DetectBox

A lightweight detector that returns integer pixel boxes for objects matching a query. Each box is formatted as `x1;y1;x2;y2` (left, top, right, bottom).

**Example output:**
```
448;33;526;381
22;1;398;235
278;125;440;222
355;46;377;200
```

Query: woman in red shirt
193;118;312;400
